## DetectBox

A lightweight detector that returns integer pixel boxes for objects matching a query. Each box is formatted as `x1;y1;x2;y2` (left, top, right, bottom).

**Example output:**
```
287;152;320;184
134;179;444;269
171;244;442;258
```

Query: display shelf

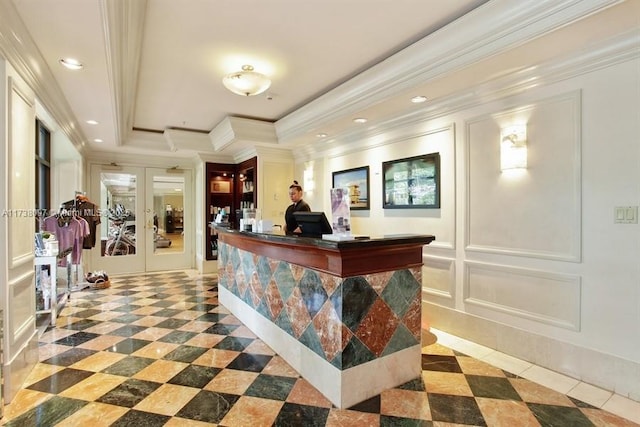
34;255;70;325
205;157;257;260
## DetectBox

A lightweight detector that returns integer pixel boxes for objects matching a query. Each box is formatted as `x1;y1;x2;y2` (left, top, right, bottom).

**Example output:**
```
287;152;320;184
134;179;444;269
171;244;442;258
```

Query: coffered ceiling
0;0;635;161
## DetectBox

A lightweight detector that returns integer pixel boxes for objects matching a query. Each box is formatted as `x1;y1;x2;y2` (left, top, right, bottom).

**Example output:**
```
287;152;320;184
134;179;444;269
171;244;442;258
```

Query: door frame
144;167;193;272
88;163;194;275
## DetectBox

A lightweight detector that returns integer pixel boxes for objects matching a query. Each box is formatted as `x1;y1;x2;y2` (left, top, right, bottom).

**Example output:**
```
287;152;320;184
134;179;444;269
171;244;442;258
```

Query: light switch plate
615;206;638;224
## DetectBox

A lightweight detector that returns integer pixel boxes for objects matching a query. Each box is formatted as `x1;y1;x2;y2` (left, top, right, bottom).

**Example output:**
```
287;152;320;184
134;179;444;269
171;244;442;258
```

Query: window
35;119;51;223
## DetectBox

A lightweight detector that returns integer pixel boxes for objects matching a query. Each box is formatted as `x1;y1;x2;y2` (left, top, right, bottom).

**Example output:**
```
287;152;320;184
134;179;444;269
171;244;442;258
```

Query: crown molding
0;0;87;154
296;25;638;160
86;148;199;168
275;0;622;146
101;0;147;146
164;128;211;152
196;152;237;164
209;116;278;152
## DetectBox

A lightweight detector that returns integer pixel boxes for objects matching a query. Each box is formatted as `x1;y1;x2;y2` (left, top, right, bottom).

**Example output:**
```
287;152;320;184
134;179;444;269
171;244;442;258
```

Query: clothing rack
52;190;100;291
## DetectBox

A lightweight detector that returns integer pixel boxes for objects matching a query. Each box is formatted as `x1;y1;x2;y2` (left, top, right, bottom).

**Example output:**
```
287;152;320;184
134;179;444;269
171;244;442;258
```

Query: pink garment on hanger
43;215;90;266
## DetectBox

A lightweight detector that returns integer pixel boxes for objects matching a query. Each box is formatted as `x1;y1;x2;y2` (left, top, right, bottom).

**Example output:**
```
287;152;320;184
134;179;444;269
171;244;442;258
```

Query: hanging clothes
61;194;101;249
42;213;89;267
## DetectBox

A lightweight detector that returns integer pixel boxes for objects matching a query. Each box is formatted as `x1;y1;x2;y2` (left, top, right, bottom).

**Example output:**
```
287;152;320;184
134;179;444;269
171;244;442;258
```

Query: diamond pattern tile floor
1;271;637;426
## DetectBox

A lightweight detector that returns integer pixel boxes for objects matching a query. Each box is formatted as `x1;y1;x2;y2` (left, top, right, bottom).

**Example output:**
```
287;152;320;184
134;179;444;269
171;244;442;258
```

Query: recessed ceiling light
86;120;99;125
411;95;427;103
93;138;103;143
353;118;368;124
59;58;84;70
316;133;328;138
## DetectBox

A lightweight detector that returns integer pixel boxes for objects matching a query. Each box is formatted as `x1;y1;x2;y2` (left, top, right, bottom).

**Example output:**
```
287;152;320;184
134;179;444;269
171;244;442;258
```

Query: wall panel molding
7;76;35;269
422;255;455;303
463;261;581;331
8;269;35;347
465;90;582;262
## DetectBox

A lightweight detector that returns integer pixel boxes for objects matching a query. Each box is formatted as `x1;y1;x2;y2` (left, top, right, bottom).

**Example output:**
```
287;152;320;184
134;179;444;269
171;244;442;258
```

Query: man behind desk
284;180;311;234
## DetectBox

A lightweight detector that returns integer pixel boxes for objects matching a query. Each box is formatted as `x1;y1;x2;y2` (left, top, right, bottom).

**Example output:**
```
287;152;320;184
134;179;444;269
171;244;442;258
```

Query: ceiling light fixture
86;120;99;125
59;58;84;70
316;133;328;138
222;64;271;96
93;139;103;143
411;95;427;103
353;118;368;124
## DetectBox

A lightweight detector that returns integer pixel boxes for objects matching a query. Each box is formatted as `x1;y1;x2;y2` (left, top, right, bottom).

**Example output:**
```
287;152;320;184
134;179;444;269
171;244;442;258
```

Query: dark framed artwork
382;153;440;209
331;166;370;210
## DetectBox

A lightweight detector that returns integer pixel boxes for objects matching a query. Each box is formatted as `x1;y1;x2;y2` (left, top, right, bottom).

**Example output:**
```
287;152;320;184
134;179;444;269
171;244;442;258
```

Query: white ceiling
1;0;635;161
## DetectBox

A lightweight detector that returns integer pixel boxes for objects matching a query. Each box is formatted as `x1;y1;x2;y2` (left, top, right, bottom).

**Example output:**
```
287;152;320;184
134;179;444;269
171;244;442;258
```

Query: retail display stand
34;255;70;325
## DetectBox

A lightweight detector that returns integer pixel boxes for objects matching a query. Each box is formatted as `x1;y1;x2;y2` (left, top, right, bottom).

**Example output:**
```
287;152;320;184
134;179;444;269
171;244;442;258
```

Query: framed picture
210;180;231;194
382;153;440;209
332;166;370;210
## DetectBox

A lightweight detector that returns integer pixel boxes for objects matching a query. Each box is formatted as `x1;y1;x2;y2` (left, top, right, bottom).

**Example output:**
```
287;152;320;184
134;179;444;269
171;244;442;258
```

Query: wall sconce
304;168;315;192
500;124;527;170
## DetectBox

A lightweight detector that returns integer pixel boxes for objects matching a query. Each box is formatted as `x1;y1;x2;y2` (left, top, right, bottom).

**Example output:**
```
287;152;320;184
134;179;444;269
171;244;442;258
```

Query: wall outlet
614;206;638;224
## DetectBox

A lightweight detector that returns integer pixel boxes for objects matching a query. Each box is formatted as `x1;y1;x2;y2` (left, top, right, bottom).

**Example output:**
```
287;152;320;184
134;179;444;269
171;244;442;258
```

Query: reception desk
215;227;435;408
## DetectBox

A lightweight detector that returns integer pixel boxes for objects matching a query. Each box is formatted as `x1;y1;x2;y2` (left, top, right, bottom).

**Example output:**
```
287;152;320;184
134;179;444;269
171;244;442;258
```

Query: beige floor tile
219;396;283;427
203;369;258;395
510;378;575;406
476;397;540;427
325;408;380;426
131;326;173;341
457;356;507;377
380;388;431;420
56;402;129;427
581;407;640;427
83;321;127;335
184;333;225;348
70;350;127;372
164;416;218;426
192;348;239;368
286;378;333;408
133;384;200;416
229;325;257;339
244;339;276;356
262;356;299;378
133;359;189;383
77;334;125;351
59;373;127;401
171;308;203;318
422;371;474;397
422;342;456;356
130;305;165;316
177;320;215;333
130;316;167;327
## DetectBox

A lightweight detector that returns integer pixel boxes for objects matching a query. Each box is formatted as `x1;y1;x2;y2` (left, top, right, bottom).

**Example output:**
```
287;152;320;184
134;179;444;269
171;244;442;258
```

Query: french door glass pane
101;172;137;257
153;175;184;254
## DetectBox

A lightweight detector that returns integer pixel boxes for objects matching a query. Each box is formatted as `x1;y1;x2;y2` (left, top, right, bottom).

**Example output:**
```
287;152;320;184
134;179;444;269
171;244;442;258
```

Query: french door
89;164;193;274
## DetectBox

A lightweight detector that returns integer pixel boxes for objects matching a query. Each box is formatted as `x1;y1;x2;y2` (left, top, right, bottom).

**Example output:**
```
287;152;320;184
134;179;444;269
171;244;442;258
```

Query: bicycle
104;205;136;256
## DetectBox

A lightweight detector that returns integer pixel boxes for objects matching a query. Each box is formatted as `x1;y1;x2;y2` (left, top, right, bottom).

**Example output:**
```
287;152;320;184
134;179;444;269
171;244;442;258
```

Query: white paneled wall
466;91;582;262
1;66;39;403
314;57;640;400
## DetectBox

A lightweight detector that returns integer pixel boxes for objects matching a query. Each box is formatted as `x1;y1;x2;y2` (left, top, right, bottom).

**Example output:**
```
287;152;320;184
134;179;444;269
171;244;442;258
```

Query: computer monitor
292;211;333;238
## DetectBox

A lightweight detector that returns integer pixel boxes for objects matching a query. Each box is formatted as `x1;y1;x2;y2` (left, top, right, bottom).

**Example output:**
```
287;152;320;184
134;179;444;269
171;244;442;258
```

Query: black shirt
284;199;311;233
